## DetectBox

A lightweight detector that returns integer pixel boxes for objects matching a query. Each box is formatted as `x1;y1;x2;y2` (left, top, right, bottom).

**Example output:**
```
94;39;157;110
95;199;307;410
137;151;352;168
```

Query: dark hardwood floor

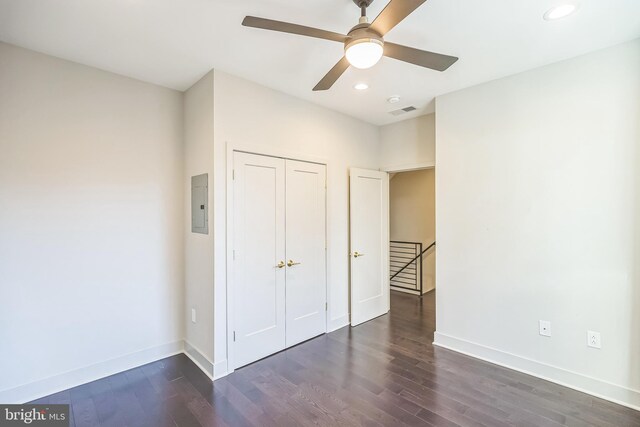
31;291;640;426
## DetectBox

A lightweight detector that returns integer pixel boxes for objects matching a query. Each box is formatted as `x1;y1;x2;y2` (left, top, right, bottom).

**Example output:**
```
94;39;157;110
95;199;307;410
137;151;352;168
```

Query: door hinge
233;331;236;341
232;170;235;180
325;302;328;311
233;250;235;260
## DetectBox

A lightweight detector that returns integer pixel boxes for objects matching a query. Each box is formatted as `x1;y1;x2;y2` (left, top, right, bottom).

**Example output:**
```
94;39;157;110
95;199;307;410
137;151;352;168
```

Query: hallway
31;292;639;426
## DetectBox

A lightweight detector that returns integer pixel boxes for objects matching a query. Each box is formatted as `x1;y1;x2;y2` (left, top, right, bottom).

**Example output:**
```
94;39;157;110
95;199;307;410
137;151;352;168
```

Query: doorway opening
387;166;436;338
388;167;436;296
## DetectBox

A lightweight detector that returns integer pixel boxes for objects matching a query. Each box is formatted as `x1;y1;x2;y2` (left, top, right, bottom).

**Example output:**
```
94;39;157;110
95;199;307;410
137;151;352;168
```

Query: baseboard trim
184;341;214;380
433;332;640;411
212;359;228;380
328;314;350;332
0;340;184;404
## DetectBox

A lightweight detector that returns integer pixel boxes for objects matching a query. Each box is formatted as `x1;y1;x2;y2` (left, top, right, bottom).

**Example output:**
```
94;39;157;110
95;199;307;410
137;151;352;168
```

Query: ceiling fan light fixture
345;38;384;69
241;0;459;91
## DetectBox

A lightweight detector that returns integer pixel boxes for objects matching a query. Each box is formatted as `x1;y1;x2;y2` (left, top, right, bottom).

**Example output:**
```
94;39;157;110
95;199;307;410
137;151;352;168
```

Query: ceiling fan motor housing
345;25;384;53
348;0;383;50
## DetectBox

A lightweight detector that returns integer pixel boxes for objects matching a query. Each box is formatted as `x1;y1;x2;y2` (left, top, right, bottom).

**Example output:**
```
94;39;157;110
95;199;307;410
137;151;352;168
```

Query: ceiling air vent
389;106;417;116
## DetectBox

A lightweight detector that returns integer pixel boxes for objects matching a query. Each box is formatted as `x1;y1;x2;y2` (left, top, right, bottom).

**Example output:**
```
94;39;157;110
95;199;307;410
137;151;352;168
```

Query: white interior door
285;160;327;347
233;152;286;368
350;168;389;326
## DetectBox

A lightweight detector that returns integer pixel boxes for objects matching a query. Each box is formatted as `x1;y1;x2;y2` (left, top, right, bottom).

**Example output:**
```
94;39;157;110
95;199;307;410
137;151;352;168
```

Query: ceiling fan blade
313;57;350;91
242;16;347;43
369;0;427;36
384;42;458;71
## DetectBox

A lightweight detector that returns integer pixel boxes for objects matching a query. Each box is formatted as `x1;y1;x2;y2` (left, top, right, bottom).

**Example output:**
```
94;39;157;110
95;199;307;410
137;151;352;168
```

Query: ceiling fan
242;0;458;91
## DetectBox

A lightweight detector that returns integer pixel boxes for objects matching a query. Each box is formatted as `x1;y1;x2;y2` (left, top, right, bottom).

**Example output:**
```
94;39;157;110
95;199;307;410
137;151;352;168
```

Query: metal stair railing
389;241;436;296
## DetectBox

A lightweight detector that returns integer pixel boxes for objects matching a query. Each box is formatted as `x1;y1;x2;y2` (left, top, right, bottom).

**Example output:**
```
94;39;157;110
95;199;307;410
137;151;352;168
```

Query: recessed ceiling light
387;96;401;104
544;4;578;21
354;83;369;91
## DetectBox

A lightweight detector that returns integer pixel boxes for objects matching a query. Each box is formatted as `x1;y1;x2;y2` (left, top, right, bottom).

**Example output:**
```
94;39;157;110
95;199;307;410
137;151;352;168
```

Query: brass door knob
353;251;365;258
276;261;285;269
287;260;301;267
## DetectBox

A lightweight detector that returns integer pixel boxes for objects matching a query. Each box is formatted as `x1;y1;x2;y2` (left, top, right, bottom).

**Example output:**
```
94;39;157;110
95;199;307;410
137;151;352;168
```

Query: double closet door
232;152;327;368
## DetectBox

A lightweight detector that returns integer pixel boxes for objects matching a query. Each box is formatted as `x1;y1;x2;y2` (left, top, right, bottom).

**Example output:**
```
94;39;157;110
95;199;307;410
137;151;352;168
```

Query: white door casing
350;168;390;326
285;160;327;347
232;152;286;368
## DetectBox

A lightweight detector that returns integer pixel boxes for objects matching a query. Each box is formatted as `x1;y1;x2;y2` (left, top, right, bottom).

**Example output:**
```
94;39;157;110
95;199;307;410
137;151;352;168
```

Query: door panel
233;152;286;368
350;168;389;326
285;160;327;347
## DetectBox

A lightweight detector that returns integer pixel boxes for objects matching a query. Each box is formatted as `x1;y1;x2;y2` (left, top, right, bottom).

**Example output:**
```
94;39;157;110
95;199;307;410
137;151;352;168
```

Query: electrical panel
191;174;208;234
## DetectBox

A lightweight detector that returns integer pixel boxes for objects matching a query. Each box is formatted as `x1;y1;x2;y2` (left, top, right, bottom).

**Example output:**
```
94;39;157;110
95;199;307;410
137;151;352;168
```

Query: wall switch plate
587;331;601;349
191;308;197;324
539;320;551;337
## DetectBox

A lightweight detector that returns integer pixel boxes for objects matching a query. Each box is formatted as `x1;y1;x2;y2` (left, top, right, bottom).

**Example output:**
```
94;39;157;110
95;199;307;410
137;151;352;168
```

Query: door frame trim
381;161;434;173
225;142;329;374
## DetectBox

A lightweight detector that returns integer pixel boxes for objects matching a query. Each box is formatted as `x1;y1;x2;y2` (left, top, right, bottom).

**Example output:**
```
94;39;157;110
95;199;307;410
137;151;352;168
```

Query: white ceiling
1;0;639;125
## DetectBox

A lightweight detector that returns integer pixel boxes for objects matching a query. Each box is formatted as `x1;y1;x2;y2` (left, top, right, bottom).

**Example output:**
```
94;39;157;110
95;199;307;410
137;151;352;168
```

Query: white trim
225;143;235;376
3;340;222;404
0;340;184;404
225;142;330;375
381;162;434;173
433;332;640;411
184;341;214;380
328;314;350;332
229;142;328;166
213;359;228;380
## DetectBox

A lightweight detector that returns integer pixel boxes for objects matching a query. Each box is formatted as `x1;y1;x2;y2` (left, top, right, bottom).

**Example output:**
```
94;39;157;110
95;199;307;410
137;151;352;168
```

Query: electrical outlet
587;331;601;349
191;308;197;324
539;320;551;337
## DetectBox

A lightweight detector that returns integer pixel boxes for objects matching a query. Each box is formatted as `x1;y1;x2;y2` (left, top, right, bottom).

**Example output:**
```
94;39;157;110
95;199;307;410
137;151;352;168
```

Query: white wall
183;71;215;376
212;70;380;374
0;43;185;402
380;114;435;171
434;39;640;409
389;169;436;293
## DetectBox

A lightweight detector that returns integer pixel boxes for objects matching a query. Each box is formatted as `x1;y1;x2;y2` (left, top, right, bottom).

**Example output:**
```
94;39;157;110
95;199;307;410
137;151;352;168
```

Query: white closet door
233;152;286;368
350;168;389;326
285;160;327;347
